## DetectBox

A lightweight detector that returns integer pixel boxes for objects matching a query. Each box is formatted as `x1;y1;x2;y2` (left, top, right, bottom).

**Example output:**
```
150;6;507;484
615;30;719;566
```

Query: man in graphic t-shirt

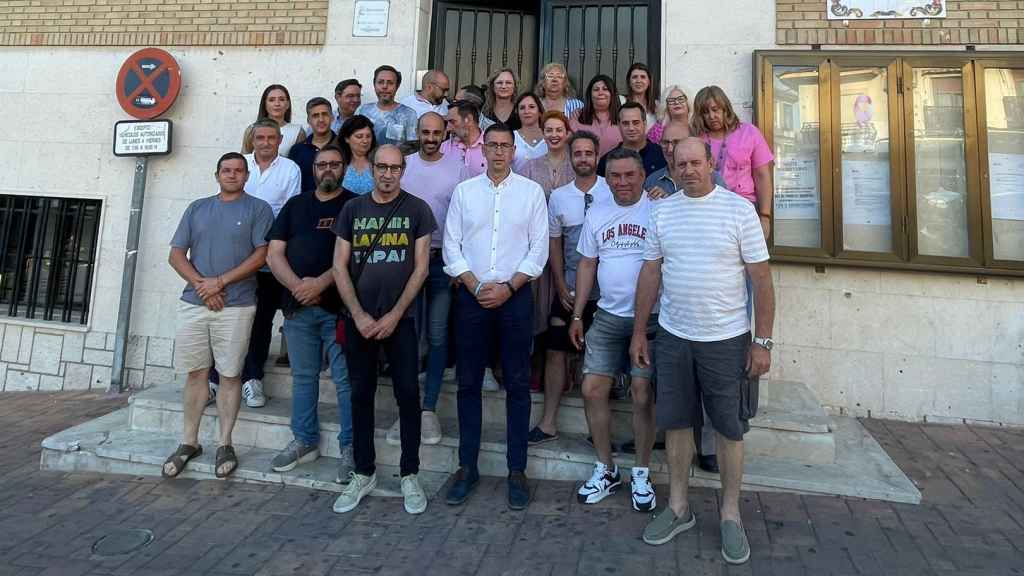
330;144;436;516
266;146;357;480
568;147;658;513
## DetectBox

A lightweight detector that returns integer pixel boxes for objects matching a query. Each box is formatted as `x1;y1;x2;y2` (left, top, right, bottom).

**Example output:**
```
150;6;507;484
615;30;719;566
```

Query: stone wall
0;0;328;47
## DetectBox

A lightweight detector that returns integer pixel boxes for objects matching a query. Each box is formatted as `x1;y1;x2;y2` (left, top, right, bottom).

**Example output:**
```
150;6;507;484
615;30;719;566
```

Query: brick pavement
0;390;1022;575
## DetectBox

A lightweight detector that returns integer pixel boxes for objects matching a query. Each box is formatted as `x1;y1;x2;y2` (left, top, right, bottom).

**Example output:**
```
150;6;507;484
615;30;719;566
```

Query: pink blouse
569;115;622;158
703;122;774;205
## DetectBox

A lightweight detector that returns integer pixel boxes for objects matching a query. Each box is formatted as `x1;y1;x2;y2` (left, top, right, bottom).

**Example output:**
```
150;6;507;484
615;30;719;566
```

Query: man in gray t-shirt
161;152;273;481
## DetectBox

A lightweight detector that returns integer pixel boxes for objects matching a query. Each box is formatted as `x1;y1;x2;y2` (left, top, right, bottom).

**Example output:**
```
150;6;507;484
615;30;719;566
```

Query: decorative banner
827;0;945;20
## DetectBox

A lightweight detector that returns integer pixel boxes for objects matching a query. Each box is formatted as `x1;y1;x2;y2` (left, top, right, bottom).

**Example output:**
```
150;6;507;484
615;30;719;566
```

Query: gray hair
250;118;281;135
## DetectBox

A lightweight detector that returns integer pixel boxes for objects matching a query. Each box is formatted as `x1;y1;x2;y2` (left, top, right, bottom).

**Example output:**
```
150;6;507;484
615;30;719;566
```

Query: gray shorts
582;309;658;380
654;328;754;440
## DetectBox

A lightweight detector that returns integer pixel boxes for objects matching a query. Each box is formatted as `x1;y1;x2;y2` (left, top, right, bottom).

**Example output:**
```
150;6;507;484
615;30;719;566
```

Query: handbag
336;192;408;346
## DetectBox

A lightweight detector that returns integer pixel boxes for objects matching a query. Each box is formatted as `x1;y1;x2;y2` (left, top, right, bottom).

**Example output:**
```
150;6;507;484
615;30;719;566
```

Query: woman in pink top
691;85;774;239
648;84;690;144
569;75;622;158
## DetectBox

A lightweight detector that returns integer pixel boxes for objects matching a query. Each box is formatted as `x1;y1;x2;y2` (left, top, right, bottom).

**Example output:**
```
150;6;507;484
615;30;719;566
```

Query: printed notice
842;159;891;226
113;120;172;156
774;155;820;220
353;0;389;37
989;152;1024;221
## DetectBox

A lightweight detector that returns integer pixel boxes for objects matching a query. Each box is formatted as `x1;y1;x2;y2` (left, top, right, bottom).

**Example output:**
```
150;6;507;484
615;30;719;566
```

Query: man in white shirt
442;124;549;511
630;138;775;565
356;65;418;147
529;130;610;446
236;119;301;408
400;70;450;118
568;147;658;513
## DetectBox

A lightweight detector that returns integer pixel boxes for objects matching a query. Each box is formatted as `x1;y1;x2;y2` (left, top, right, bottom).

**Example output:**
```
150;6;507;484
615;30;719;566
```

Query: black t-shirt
331;191;436;319
597;141;668;178
268;189;356;314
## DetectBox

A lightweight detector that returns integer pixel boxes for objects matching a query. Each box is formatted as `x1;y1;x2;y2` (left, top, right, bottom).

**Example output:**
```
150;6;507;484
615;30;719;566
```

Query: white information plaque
353;0;390;37
113;119;172;157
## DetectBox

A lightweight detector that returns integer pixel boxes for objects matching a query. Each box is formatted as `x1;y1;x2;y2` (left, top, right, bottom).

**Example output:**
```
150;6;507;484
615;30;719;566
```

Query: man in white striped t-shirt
630;138;775;565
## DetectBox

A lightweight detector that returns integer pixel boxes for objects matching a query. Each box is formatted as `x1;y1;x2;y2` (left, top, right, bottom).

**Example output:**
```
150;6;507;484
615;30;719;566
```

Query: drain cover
91;528;154;557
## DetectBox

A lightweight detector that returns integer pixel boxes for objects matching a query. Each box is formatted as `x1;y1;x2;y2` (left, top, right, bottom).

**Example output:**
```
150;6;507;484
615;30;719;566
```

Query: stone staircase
41;362;920;503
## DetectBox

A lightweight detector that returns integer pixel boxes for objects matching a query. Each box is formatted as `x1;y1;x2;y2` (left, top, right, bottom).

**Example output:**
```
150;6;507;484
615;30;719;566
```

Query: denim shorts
582;309;658;380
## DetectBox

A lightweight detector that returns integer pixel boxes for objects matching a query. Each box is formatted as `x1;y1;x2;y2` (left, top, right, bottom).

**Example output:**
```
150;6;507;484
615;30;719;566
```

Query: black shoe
697;454;719;473
507;471;531;510
527;426;559;446
445;467;479;506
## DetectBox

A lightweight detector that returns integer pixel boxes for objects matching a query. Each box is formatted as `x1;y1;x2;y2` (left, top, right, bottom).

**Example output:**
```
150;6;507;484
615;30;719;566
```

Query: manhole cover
91;528;154;557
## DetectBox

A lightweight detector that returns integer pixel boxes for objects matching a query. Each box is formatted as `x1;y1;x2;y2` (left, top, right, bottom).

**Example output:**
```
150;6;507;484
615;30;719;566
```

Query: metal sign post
110;156;149;393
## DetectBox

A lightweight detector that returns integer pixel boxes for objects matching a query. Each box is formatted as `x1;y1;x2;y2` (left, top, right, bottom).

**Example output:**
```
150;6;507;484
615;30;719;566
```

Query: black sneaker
577;461;622;504
527;426;559;446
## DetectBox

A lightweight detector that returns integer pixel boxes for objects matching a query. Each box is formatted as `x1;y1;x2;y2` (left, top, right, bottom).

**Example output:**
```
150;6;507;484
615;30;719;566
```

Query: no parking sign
115;47;181;120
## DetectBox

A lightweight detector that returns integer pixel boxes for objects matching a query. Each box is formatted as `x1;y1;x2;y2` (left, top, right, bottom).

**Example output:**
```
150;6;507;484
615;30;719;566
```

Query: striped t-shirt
643;185;769;342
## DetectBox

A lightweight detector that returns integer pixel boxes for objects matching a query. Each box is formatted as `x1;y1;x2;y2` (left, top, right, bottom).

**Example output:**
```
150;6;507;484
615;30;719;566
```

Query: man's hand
203;293;226;312
759;217;771;244
292;277;324;306
747;343;771;378
556;284;574;312
630;332;651;369
647;185;670;200
569;318;585;351
477;283;512;309
195;276;223;300
353;310;379;340
374;310;401;340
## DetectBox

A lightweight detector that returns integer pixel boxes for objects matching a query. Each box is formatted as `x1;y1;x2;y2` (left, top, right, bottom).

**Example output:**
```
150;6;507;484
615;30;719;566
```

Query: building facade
0;0;1021;426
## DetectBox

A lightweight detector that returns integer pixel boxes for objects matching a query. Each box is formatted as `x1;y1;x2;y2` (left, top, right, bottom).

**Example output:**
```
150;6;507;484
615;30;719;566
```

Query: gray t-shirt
356;102;418;145
170;193;274;307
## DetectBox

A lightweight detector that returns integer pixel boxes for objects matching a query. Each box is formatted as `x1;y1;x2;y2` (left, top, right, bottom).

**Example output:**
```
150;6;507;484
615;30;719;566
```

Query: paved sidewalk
0;390;1022;575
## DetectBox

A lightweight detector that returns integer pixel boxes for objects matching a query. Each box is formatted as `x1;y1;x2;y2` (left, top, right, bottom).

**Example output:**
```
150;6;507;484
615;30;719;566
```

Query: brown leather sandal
162;444;202;478
214;445;238;479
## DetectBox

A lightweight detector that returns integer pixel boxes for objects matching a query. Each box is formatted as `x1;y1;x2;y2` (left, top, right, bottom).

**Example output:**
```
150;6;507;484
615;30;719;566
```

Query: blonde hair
657;84;689;123
535;62;576;100
690;85;740;136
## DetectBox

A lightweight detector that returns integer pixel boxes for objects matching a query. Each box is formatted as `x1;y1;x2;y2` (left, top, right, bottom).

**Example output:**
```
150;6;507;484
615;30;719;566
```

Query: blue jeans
423;254;452;411
282;306;352;450
454;285;533;473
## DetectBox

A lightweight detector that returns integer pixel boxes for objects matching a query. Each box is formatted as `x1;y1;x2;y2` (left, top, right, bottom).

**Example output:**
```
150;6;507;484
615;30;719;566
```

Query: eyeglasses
314;161;344;170
660;139;684;149
373;163;403;174
484;142;514;151
666;96;688;105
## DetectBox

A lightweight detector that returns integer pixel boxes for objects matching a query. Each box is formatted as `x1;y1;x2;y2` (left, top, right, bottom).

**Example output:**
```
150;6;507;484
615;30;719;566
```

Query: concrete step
39;408;449;499
259;367;836;463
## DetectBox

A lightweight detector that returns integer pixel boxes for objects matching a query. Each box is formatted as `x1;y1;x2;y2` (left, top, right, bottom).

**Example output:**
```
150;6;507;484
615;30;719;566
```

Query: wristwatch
753;336;774;351
502;281;515;294
571;314;583;322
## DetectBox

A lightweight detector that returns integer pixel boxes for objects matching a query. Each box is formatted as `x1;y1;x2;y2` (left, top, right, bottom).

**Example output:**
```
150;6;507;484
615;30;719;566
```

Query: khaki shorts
174;301;257;377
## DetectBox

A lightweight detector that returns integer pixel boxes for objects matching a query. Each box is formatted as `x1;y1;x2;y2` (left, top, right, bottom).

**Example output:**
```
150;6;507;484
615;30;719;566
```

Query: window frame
755;49;1024;278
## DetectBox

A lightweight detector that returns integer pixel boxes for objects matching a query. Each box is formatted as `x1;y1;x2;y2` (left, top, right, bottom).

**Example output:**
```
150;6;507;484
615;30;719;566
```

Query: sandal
162;443;203;478
215;445;238;479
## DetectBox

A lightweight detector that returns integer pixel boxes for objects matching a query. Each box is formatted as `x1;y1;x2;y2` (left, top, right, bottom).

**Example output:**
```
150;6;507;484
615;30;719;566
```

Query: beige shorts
174;301;257;377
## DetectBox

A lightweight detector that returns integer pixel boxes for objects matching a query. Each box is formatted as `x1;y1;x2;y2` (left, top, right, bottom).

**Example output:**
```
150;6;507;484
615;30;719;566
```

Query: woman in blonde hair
691;85;774;239
536;62;584;118
482;68;520;128
648;85;690;144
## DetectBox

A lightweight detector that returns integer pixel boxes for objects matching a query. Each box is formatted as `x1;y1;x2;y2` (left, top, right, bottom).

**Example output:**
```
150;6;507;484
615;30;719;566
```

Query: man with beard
385;112;468;446
528;130;610;446
400;70;451;118
267;146;358;479
356;65;418;146
442;100;487;177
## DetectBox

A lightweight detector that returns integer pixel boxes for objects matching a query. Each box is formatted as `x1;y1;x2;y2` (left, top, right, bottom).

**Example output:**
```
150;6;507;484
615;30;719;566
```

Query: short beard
317;176;339;193
573;166;595;178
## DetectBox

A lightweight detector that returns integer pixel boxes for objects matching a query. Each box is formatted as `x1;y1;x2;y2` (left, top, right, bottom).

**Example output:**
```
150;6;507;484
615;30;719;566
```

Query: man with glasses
356;65;418;146
528;130;611;446
645;121;690;199
443;124;549;510
330;145;436;515
332;79;363;133
401;70;451;119
597;102;666;178
569;147;659;513
267;146;357;479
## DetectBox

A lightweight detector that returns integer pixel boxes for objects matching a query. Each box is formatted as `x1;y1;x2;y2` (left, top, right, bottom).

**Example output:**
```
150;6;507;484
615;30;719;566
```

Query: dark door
430;1;540;92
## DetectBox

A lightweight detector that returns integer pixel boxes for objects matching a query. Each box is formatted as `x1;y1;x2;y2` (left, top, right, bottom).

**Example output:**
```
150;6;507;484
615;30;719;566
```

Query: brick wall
778;1;1024;45
0;0;328;47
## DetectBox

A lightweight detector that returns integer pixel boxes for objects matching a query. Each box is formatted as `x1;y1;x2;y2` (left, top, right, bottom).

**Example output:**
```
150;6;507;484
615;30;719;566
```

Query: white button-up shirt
244;153;301;217
443;170;549;283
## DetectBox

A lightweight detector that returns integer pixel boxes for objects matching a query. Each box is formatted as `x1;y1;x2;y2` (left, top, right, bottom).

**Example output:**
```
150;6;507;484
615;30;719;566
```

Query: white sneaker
631;467;656;512
242;379;266;408
401;474;428;514
482;368;500;392
421;410;442;445
333;472;376;513
385;418;401;446
577;461;621;504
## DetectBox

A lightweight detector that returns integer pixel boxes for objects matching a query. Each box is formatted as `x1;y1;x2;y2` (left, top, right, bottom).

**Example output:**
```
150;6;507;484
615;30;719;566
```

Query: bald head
422;70;450;105
418;112;447;158
372;144;405;195
673;137;715;197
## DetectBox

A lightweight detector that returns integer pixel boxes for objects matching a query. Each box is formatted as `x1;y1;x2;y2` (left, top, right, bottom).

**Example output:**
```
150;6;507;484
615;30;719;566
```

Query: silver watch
753;337;774;351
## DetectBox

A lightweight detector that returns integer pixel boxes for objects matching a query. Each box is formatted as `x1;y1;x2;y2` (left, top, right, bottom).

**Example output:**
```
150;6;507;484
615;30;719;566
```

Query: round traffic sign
115;48;181;120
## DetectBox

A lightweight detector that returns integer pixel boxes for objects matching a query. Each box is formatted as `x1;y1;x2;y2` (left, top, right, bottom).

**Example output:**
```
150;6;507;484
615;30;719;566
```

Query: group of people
161;61;777;565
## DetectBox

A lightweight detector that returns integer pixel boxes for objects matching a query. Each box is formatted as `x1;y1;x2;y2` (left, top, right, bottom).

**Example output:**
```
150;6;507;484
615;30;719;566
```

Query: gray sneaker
642;506;697;545
720;519;750;564
335;445;355;483
401;474;428;515
271;439;319;472
333;472;376;513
